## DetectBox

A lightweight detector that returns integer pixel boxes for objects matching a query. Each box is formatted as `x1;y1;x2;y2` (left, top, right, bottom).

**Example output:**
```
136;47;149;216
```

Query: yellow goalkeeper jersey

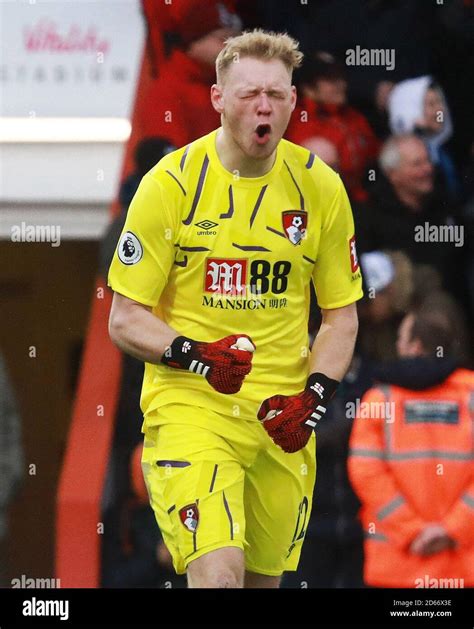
108;128;363;422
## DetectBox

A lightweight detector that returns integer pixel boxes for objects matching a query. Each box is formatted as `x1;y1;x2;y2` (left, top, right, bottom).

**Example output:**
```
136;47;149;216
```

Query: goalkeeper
108;29;362;588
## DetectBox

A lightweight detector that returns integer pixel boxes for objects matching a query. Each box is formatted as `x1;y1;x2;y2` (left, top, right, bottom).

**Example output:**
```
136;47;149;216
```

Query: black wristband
160;336;208;374
306;372;340;404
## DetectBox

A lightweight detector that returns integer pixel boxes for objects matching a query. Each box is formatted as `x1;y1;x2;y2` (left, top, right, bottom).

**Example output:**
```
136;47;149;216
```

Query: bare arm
108;292;177;364
309;302;359;381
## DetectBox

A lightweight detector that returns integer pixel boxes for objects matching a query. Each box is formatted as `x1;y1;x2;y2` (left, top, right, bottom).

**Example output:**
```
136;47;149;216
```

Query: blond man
108;30;362;588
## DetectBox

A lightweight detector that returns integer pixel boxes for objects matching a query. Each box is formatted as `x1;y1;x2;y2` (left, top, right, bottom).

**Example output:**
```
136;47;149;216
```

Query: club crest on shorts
282;211;307;245
179;503;199;533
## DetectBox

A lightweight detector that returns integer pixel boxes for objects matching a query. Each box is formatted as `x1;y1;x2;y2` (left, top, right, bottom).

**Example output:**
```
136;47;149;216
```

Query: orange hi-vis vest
348;368;474;587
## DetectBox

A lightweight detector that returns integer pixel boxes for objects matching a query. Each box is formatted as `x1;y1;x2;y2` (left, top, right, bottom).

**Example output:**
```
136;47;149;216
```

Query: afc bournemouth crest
179;503;199;533
282;211;307;245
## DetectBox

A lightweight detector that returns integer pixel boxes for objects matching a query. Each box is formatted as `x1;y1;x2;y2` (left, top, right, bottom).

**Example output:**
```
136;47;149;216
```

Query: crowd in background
96;0;473;588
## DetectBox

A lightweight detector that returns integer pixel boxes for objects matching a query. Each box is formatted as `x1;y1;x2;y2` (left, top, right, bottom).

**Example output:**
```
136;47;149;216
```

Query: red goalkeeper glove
161;334;255;394
257;373;339;453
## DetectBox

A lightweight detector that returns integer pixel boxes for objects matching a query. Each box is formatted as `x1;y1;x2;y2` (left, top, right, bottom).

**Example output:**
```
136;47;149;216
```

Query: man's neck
395;188;424;212
215;127;277;178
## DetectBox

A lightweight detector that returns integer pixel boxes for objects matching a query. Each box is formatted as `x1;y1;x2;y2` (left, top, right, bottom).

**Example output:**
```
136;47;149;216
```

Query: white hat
360;252;395;293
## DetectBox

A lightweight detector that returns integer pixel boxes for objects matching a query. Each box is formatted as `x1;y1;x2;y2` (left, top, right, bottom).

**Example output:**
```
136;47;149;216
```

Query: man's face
389;138;434;198
301;136;340;171
309;78;347;106
211;57;297;160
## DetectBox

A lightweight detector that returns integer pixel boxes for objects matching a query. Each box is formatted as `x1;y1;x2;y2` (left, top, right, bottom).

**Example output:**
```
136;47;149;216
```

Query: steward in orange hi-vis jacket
348;309;473;587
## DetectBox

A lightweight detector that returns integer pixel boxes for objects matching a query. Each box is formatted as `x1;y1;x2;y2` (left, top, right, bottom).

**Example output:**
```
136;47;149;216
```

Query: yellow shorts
141;403;316;576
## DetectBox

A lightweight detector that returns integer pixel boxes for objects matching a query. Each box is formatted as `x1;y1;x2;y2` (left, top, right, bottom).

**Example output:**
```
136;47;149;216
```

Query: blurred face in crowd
211;56;297;161
388;138;434;199
301;136;340;171
397;314;423;357
366;287;395;323
188;28;238;67
304;77;347;106
423;87;445;134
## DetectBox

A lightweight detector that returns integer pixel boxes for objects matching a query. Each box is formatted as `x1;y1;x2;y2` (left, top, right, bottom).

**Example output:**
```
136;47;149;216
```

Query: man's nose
256;92;272;114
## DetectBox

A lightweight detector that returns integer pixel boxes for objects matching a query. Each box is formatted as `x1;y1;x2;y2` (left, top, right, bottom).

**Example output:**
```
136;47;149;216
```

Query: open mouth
255;124;271;142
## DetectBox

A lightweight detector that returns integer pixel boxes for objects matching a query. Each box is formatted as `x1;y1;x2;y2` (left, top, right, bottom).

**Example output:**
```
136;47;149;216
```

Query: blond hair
216;29;303;84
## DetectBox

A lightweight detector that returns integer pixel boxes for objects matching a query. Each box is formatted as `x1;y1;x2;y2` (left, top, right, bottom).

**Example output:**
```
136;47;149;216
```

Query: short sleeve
107;174;177;307
312;177;363;309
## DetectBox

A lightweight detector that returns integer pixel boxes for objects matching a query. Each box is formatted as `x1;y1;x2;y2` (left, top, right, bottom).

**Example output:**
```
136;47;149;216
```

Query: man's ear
211;84;224;114
411;338;425;357
290;85;297;112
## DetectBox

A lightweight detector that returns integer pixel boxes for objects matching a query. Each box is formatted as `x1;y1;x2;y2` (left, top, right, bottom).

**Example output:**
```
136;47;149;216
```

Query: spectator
355;135;463;300
432;0;474;168
284;284;466;589
413;290;471;365
348;307;474;588
300;136;340;172
259;0;434;134
388;76;461;202
287;52;379;203
139;0;242;147
0;352;24;587
358;251;414;362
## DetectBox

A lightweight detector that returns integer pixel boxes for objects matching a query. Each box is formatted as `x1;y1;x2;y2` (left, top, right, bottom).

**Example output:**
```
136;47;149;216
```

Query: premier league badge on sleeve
179;504;199;533
282;211;307;245
117;231;143;265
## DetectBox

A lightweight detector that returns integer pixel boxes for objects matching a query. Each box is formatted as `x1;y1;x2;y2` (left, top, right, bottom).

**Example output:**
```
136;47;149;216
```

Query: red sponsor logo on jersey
282;211;307;245
204;258;247;296
349;235;359;272
179;504;199;533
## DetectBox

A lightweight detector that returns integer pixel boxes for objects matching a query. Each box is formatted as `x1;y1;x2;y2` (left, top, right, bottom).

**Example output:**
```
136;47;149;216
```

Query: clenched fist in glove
161;334;255;394
257;372;339;453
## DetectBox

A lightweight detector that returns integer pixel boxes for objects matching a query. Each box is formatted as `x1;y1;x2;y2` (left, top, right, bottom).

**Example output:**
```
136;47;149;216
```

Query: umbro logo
195;219;218;234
